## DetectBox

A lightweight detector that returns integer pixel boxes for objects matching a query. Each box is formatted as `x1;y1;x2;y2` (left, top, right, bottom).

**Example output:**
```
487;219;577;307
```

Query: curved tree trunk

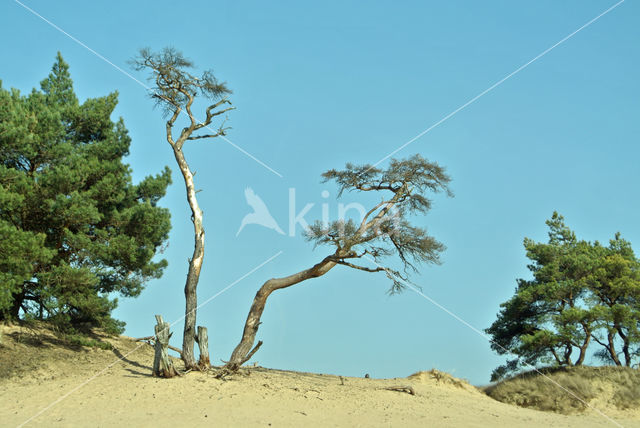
7;290;25;320
225;257;336;371
617;328;631;367
172;146;205;370
607;330;622;366
575;324;591;366
562;344;573;366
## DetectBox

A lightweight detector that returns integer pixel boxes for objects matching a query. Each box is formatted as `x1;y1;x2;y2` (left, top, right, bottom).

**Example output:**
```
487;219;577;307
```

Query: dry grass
408;369;474;390
0;321;117;381
484;365;640;414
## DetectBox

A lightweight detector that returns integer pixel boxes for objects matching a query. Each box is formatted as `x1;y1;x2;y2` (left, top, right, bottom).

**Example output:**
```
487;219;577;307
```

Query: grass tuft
64;333;113;350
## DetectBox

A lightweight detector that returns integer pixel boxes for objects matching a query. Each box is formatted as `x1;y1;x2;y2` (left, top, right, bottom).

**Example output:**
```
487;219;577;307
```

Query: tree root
216;340;264;379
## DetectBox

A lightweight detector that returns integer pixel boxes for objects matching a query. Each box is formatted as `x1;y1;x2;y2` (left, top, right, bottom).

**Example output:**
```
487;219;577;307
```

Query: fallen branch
134;335;154;342
383;385;416;396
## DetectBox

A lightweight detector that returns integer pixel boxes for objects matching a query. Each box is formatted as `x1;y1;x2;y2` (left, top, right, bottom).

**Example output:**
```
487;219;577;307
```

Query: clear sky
1;0;638;385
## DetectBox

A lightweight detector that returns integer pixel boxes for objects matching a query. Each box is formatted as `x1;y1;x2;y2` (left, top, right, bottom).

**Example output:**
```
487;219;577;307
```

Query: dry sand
1;325;638;427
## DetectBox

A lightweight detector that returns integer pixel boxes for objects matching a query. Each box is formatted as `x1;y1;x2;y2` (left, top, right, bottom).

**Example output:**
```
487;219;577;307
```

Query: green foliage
0;53;172;332
487;213;640;380
64;332;113;350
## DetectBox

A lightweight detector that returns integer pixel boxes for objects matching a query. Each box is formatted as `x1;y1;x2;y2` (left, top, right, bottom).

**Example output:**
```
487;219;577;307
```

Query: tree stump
196;326;210;369
152;315;179;378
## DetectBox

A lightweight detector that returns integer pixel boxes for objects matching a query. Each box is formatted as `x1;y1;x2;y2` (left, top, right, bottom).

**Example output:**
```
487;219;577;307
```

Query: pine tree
0;53;172;333
487;213;640;381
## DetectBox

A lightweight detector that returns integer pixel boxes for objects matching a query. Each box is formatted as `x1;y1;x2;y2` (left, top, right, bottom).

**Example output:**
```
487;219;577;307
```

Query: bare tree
132;48;234;369
223;155;452;372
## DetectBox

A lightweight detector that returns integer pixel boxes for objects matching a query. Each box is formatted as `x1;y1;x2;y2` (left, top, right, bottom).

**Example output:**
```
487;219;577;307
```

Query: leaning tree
223;154;452;372
132;48;234;369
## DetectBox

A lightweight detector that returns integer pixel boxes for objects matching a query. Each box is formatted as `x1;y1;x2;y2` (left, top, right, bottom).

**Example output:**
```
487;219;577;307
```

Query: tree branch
334;260;386;273
136;336;183;356
187;116;231;141
186;131;227;141
358;187;405;235
165;106;182;147
357;199;389;235
194;103;234;130
240;340;263;365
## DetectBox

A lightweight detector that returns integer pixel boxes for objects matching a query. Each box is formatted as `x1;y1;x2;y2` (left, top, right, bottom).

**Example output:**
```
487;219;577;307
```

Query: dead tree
223;155;452;372
132;48;233;369
196;326;210;369
153;315;179;378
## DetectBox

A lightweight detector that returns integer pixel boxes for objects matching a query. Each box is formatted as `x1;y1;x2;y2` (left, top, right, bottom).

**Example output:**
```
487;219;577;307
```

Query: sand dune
1;325;638;427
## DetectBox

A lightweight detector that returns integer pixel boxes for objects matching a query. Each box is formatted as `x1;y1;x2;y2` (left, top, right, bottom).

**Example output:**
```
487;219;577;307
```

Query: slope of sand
1;325;638;428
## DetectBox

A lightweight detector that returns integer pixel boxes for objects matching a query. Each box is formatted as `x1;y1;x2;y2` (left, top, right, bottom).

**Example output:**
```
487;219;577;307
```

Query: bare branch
334;260;386;273
357;199;389;234
136;336;184;356
187;116;231;141
358;187;405;235
165;107;182;147
186;131;226;141
240;340;263;365
194;103;235;130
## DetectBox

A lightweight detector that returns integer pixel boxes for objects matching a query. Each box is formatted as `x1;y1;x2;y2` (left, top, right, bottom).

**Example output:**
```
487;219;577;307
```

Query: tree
0;53;172;333
223;155;452;372
131;48;234;369
589;233;640;367
486;213;640;381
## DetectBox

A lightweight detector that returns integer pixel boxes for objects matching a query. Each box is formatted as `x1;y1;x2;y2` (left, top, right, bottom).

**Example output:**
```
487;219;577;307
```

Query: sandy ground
1;325;638;428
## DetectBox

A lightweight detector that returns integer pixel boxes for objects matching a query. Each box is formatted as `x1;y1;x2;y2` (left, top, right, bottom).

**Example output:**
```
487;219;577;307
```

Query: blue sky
1;0;638;385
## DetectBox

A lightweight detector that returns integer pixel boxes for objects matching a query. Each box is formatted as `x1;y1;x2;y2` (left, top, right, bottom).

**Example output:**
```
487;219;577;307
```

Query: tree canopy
308;155;453;293
486;213;640;381
0;53;172;333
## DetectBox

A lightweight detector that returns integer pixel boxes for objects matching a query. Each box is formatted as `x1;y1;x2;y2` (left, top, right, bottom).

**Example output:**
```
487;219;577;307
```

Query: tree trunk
172;146;205;370
196;326;210;369
617;328;631;367
225;257;336;371
607;330;622;366
153;315;179;378
563;344;573;366
8;289;25;320
575;325;591;366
